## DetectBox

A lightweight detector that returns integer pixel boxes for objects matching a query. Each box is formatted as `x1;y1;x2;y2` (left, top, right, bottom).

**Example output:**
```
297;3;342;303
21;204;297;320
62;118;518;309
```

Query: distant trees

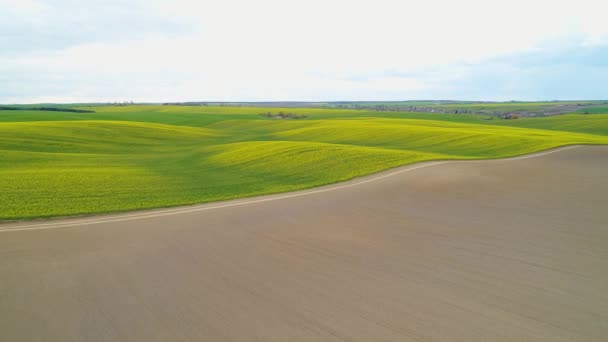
502;113;520;120
0;107;95;113
260;112;307;119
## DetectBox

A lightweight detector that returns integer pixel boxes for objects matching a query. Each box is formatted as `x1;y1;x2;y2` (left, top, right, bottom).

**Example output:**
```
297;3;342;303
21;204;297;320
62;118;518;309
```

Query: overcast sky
2;0;607;103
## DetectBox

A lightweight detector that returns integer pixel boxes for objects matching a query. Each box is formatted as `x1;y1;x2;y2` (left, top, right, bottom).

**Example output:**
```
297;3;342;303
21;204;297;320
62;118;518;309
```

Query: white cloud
2;0;608;102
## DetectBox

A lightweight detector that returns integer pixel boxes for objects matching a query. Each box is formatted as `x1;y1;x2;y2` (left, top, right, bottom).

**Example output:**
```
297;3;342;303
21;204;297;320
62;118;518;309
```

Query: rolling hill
1;105;607;220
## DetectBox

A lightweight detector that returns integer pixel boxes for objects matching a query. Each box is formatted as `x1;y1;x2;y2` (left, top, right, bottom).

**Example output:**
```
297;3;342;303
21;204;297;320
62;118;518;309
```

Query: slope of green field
1;105;607;220
494;114;608;136
576;106;608;114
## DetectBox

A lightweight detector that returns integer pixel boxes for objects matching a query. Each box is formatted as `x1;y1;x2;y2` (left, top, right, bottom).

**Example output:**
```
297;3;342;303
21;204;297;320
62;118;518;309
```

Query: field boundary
0;145;586;233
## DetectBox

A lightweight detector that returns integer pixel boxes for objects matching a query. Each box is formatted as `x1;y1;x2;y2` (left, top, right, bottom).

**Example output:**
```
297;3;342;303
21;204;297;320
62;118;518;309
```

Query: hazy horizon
4;99;608;106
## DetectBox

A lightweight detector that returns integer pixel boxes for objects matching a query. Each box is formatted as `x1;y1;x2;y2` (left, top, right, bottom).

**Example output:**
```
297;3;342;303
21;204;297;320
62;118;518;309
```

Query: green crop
1;105;607;220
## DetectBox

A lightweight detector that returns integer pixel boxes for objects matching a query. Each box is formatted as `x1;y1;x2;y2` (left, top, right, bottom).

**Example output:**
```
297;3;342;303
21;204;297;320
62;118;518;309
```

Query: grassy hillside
1;105;607;220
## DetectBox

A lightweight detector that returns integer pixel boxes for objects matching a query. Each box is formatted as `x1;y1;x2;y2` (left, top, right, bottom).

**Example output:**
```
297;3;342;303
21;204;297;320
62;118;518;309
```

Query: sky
1;0;607;103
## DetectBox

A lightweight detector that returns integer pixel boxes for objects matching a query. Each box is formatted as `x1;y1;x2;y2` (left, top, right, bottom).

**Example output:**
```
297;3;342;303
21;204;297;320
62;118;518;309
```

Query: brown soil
1;146;607;341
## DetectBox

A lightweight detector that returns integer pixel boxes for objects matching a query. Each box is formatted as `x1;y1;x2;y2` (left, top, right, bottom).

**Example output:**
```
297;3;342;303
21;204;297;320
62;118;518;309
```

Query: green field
1;105;607;220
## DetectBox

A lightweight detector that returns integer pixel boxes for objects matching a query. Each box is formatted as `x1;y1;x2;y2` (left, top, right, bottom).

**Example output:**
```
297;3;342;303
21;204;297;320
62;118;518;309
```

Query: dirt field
1;146;607;341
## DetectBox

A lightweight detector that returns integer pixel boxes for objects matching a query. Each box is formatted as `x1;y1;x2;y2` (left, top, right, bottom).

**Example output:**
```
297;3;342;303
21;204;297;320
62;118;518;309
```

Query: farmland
1;104;607;220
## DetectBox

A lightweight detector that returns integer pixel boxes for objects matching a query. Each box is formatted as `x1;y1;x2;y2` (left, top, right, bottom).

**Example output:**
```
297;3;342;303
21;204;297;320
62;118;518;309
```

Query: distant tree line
260;112;307;119
0;106;95;113
331;103;481;114
331;103;548;119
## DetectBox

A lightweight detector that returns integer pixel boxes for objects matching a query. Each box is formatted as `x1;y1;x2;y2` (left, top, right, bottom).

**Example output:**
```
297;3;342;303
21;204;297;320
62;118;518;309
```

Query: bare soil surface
1;146;607;341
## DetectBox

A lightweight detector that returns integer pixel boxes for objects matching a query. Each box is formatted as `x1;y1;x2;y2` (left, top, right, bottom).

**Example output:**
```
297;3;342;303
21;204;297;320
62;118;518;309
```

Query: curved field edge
0;144;594;228
0;143;603;223
1;106;608;221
